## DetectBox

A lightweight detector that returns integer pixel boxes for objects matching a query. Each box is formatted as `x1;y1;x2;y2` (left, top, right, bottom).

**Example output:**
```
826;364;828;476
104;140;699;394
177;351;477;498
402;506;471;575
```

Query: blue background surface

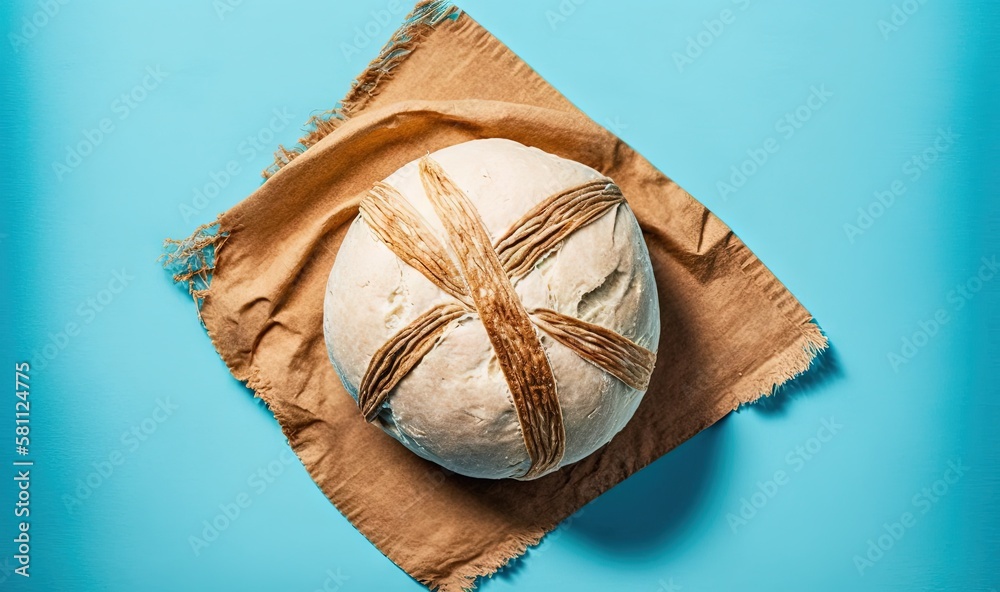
1;0;997;590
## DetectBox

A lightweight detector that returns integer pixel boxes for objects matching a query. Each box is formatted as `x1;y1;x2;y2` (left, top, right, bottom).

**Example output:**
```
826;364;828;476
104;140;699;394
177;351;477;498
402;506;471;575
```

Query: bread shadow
491;428;727;591
553;350;840;561
533;344;841;560
490;419;728;589
558;415;729;557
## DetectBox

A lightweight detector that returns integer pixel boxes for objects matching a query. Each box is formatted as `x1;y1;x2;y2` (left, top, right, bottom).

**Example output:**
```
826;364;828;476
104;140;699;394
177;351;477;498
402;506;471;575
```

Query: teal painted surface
1;0;996;590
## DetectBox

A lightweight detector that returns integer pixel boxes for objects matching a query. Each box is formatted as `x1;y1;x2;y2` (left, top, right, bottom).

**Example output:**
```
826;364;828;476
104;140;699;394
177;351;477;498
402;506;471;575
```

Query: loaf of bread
323;138;659;480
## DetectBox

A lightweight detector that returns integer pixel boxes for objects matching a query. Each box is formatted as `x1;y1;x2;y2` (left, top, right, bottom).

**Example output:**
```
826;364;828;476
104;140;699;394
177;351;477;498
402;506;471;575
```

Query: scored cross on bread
355;155;656;479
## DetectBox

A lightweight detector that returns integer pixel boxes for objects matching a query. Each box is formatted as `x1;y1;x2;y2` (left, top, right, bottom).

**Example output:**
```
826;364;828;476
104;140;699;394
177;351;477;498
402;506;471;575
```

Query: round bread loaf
323;138;659;480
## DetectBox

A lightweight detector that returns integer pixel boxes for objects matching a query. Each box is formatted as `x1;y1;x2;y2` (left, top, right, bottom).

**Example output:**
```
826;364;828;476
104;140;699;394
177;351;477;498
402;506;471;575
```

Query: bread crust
324;139;660;479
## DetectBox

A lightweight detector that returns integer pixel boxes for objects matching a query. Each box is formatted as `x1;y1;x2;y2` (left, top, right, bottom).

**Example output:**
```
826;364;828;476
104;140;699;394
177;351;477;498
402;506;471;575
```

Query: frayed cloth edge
160;220;229;319
262;0;462;179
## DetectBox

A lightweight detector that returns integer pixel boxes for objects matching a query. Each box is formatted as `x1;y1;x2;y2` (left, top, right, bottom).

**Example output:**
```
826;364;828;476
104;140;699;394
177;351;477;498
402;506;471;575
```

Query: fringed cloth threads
263;0;462;179
160;222;229;316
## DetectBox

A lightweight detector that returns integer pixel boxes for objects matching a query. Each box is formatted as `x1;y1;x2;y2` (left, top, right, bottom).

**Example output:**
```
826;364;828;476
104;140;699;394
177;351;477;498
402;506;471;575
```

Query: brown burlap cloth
164;2;827;590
